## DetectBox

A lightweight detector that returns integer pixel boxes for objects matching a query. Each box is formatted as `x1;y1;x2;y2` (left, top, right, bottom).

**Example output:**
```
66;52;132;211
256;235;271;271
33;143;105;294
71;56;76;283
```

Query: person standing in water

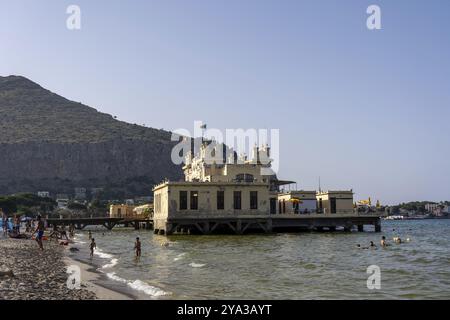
34;215;45;250
90;238;96;258
88;230;92;240
380;236;388;247
134;237;142;259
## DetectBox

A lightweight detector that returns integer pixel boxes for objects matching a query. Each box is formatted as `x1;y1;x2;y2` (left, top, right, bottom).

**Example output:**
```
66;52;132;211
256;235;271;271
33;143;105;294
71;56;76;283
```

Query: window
190;191;198;210
235;173;254;182
179;191;187;210
217;191;225;210
233;191;241;210
117;208;122;217
250;191;258;209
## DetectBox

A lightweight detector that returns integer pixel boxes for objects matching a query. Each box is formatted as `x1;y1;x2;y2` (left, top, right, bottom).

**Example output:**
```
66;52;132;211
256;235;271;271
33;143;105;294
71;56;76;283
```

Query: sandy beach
0;235;129;300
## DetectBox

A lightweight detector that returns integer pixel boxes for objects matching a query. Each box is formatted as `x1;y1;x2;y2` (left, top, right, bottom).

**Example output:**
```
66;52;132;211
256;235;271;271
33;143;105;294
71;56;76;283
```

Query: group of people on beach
357;234;411;250
87;231;141;260
1;213;72;251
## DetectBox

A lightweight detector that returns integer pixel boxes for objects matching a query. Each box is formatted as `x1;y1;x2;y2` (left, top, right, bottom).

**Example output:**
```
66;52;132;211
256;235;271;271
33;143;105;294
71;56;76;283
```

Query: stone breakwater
0;238;96;300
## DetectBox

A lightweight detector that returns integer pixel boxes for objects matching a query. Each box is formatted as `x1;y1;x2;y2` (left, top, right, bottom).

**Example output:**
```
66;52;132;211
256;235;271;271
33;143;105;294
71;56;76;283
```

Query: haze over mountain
0;75;182;198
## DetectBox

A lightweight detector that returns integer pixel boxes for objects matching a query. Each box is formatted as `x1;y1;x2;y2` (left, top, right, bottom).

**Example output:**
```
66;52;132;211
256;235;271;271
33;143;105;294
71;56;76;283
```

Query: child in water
90;238;96;258
134;237;142;258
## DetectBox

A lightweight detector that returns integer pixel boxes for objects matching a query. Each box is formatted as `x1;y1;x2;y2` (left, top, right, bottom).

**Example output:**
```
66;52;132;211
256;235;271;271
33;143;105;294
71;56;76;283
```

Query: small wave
174;253;187;261
128;280;169;297
106;273;170;297
106;272;128;284
102;258;119;269
189;262;205;268
94;249;114;259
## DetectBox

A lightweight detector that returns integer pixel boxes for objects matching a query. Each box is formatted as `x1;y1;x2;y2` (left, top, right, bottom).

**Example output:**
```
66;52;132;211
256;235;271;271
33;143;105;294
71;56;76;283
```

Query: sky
1;0;449;204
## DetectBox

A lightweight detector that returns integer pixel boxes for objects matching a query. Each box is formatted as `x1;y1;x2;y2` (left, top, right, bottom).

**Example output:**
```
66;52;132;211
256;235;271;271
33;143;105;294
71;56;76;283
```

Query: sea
69;219;450;299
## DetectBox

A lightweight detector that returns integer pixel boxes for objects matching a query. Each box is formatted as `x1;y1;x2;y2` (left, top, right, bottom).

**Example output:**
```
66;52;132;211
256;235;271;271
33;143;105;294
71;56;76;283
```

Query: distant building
74;188;87;200
56;194;70;209
90;188;104;198
276;191;317;214
37;191;50;198
316;191;354;214
133;204;153;218
425;203;439;213
109;204;135;218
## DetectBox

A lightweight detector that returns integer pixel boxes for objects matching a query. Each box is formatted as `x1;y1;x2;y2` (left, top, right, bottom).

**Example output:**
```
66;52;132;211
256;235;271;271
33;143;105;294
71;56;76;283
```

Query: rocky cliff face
0;75;182;197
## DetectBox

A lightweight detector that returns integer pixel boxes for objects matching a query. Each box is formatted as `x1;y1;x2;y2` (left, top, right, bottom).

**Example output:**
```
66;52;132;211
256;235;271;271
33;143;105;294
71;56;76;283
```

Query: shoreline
63;254;132;300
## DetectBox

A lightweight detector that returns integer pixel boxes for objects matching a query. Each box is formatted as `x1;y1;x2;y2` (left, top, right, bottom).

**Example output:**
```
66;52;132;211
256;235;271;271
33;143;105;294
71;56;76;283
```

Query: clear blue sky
1;0;449;204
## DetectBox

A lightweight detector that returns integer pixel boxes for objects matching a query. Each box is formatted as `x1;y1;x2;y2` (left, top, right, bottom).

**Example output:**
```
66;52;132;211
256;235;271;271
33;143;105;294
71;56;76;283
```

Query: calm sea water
70;219;450;299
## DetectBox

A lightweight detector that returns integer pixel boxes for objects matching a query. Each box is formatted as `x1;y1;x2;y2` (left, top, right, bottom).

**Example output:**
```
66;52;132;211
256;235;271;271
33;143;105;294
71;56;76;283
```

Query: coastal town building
316;191;354;214
152;141;365;235
425;203;439;212
74;188;87;200
109;204;135;218
276;191;317;214
133;204;153;218
56;194;69;209
37;191;50;198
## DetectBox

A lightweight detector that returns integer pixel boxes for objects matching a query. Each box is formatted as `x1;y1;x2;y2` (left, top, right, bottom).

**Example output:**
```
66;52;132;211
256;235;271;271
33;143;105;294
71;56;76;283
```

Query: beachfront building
56;194;69;209
316;191;354;214
276;191;317;214
153;142;282;233
153;141;376;234
37;191;50;198
109;204;135;218
133;204;153;218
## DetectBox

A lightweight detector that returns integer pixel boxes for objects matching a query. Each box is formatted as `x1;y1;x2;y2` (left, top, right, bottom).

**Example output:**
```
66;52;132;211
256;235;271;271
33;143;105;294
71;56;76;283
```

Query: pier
46;217;153;230
46;214;381;235
153;213;382;235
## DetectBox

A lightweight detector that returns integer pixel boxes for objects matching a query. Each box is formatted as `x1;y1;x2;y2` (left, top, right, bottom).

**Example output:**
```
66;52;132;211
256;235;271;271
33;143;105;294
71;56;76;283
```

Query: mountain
0;75;183;198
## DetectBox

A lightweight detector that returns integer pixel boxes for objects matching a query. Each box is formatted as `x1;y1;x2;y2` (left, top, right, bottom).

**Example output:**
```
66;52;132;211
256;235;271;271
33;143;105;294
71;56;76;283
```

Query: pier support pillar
236;220;242;235
374;222;381;233
357;225;364;232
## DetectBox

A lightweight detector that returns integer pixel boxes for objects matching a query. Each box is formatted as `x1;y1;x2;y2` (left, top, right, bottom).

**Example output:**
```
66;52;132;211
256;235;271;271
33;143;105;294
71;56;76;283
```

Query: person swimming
369;241;377;248
393;237;402;244
380;236;388;247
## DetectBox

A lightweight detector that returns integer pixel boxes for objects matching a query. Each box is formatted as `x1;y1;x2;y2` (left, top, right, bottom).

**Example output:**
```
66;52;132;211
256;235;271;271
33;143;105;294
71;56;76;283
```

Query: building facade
109;204;135;218
316;191;354;214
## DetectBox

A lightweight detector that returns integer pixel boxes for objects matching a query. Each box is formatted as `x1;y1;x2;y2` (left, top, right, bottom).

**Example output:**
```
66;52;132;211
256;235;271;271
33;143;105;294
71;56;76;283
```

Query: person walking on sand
34;215;45;250
134;237;142;258
90;238;96;258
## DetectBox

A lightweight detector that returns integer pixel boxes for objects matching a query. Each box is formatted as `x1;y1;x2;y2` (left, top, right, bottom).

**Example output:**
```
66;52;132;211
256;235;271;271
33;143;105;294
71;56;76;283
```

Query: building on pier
153;141;372;235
